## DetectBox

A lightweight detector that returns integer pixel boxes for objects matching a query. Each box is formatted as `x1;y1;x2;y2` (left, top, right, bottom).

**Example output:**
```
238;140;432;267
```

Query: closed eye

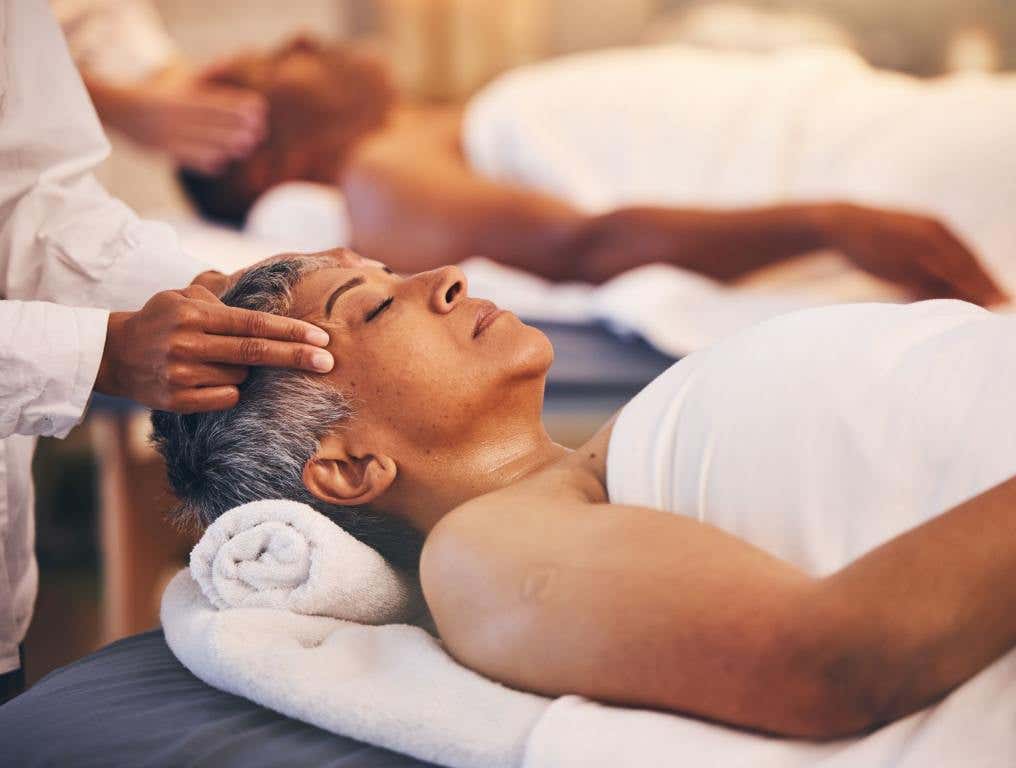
365;297;393;322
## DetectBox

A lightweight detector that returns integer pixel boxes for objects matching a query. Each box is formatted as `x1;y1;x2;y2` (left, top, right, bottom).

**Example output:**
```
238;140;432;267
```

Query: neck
386;419;569;534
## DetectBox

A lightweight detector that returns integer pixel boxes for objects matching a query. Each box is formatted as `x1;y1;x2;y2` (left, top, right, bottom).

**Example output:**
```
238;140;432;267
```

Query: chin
505;322;554;380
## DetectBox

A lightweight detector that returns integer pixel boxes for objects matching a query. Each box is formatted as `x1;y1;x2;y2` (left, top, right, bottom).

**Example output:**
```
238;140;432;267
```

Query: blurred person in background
181;38;1014;306
53;0;267;175
0;1;334;706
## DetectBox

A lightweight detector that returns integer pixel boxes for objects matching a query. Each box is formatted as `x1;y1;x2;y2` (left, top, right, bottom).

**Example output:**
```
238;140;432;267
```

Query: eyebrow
324;276;366;316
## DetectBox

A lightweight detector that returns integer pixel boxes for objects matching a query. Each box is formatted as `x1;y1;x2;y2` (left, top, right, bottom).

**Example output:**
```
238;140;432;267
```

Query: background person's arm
343;120;1003;304
85;68;266;176
54;0;265;174
578;203;1005;304
421;473;1016;739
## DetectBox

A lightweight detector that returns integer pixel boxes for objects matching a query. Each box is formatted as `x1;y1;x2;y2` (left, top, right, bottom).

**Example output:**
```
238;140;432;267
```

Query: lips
472;300;503;338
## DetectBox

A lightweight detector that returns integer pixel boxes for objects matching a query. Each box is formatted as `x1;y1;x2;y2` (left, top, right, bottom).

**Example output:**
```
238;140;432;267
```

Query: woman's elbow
764;610;903;739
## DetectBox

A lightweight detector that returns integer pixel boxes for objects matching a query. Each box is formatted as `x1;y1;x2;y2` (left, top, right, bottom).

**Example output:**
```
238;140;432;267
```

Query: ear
302;434;397;507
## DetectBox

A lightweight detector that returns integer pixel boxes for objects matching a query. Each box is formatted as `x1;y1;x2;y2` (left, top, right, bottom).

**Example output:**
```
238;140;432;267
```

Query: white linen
0;1;203;674
607;299;1016;574
161;570;549;768
464;45;1016;295
245;181;351;254
526;656;1016;768
190;499;421;625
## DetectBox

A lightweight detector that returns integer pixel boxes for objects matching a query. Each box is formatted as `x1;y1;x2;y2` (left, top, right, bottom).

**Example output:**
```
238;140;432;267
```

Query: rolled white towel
189;499;420;624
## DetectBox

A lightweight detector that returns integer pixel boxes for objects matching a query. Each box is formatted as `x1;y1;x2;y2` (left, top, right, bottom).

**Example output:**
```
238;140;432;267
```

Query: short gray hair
150;254;423;570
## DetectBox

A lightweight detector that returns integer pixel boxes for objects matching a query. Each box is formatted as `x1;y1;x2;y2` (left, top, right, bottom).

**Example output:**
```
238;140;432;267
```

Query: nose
426;265;468;314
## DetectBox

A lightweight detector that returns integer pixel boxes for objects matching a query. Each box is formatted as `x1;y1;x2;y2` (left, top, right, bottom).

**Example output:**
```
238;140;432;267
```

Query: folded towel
189;499;419;625
161;570;549;768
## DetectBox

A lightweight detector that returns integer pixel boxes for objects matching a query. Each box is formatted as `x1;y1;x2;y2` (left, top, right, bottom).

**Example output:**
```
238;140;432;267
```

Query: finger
916;225;1007;304
201;304;331;346
182;283;224;303
170;386;241;414
171;142;231;175
174;123;262;157
198;335;334;372
187;91;267;130
921;246;1006;306
170;363;248;388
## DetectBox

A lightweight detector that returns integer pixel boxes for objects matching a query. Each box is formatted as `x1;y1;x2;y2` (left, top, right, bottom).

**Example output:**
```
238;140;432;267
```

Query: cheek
334;328;462;417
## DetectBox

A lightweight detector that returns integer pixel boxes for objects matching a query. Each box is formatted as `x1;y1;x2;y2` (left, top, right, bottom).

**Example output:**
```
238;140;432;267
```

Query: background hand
827;204;1007;306
95;65;267;175
95;284;333;413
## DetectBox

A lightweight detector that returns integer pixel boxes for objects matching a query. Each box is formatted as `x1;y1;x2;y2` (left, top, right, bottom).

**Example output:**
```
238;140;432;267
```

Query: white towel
189;499;419;625
161;570;549;768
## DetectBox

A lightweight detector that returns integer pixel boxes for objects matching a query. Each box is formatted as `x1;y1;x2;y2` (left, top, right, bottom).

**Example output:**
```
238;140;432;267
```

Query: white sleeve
51;0;179;84
0;1;206;314
0;300;109;439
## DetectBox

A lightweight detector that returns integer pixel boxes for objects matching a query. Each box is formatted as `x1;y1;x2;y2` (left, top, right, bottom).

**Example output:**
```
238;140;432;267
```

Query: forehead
288;251;390;317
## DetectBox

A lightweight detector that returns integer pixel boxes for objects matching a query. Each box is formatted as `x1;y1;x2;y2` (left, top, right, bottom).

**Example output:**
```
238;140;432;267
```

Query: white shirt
608;299;1016;575
0;1;204;674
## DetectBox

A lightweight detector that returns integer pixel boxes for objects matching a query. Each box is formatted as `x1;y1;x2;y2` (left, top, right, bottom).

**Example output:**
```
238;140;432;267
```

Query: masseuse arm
341;118;1004;304
421;472;1016;739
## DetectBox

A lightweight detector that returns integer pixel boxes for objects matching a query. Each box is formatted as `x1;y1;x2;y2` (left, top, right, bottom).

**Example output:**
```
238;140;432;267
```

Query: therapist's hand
94;284;333;413
88;67;266;175
826;204;1007;306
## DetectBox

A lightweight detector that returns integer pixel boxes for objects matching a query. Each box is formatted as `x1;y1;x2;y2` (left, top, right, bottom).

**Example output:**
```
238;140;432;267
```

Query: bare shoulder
420;416;621;646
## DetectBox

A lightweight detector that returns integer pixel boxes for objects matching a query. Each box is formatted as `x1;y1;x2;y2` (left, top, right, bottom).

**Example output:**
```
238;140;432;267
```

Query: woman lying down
151;248;1016;740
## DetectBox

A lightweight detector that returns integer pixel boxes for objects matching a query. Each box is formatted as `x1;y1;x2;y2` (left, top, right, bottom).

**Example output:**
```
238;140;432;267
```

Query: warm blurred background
28;0;1016;684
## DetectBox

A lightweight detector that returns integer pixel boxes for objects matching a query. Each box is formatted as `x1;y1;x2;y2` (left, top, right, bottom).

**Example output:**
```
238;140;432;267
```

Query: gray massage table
6;323;675;766
0;629;437;768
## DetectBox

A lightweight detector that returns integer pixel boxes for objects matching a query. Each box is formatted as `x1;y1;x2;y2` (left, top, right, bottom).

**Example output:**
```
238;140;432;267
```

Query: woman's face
288;250;554;453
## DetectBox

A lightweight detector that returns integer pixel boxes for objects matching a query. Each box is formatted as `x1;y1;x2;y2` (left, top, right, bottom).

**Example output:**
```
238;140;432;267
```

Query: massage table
0;629;436;767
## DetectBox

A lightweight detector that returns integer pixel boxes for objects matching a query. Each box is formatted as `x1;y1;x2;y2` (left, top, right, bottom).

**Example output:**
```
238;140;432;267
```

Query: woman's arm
421;472;1016;739
577;204;1005;304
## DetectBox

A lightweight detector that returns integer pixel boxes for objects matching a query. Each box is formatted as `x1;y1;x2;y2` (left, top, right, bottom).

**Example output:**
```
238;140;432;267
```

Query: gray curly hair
150;254;423;570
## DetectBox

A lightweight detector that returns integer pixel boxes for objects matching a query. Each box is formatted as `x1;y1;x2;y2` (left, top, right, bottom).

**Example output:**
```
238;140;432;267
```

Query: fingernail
306;327;330;345
311;350;334;372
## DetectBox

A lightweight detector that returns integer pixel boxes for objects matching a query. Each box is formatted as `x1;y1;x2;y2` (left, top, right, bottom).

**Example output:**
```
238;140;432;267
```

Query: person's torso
599;300;1016;575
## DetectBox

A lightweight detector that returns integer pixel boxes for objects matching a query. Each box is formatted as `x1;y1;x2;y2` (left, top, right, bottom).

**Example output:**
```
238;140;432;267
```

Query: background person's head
178;37;397;224
151;248;554;567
